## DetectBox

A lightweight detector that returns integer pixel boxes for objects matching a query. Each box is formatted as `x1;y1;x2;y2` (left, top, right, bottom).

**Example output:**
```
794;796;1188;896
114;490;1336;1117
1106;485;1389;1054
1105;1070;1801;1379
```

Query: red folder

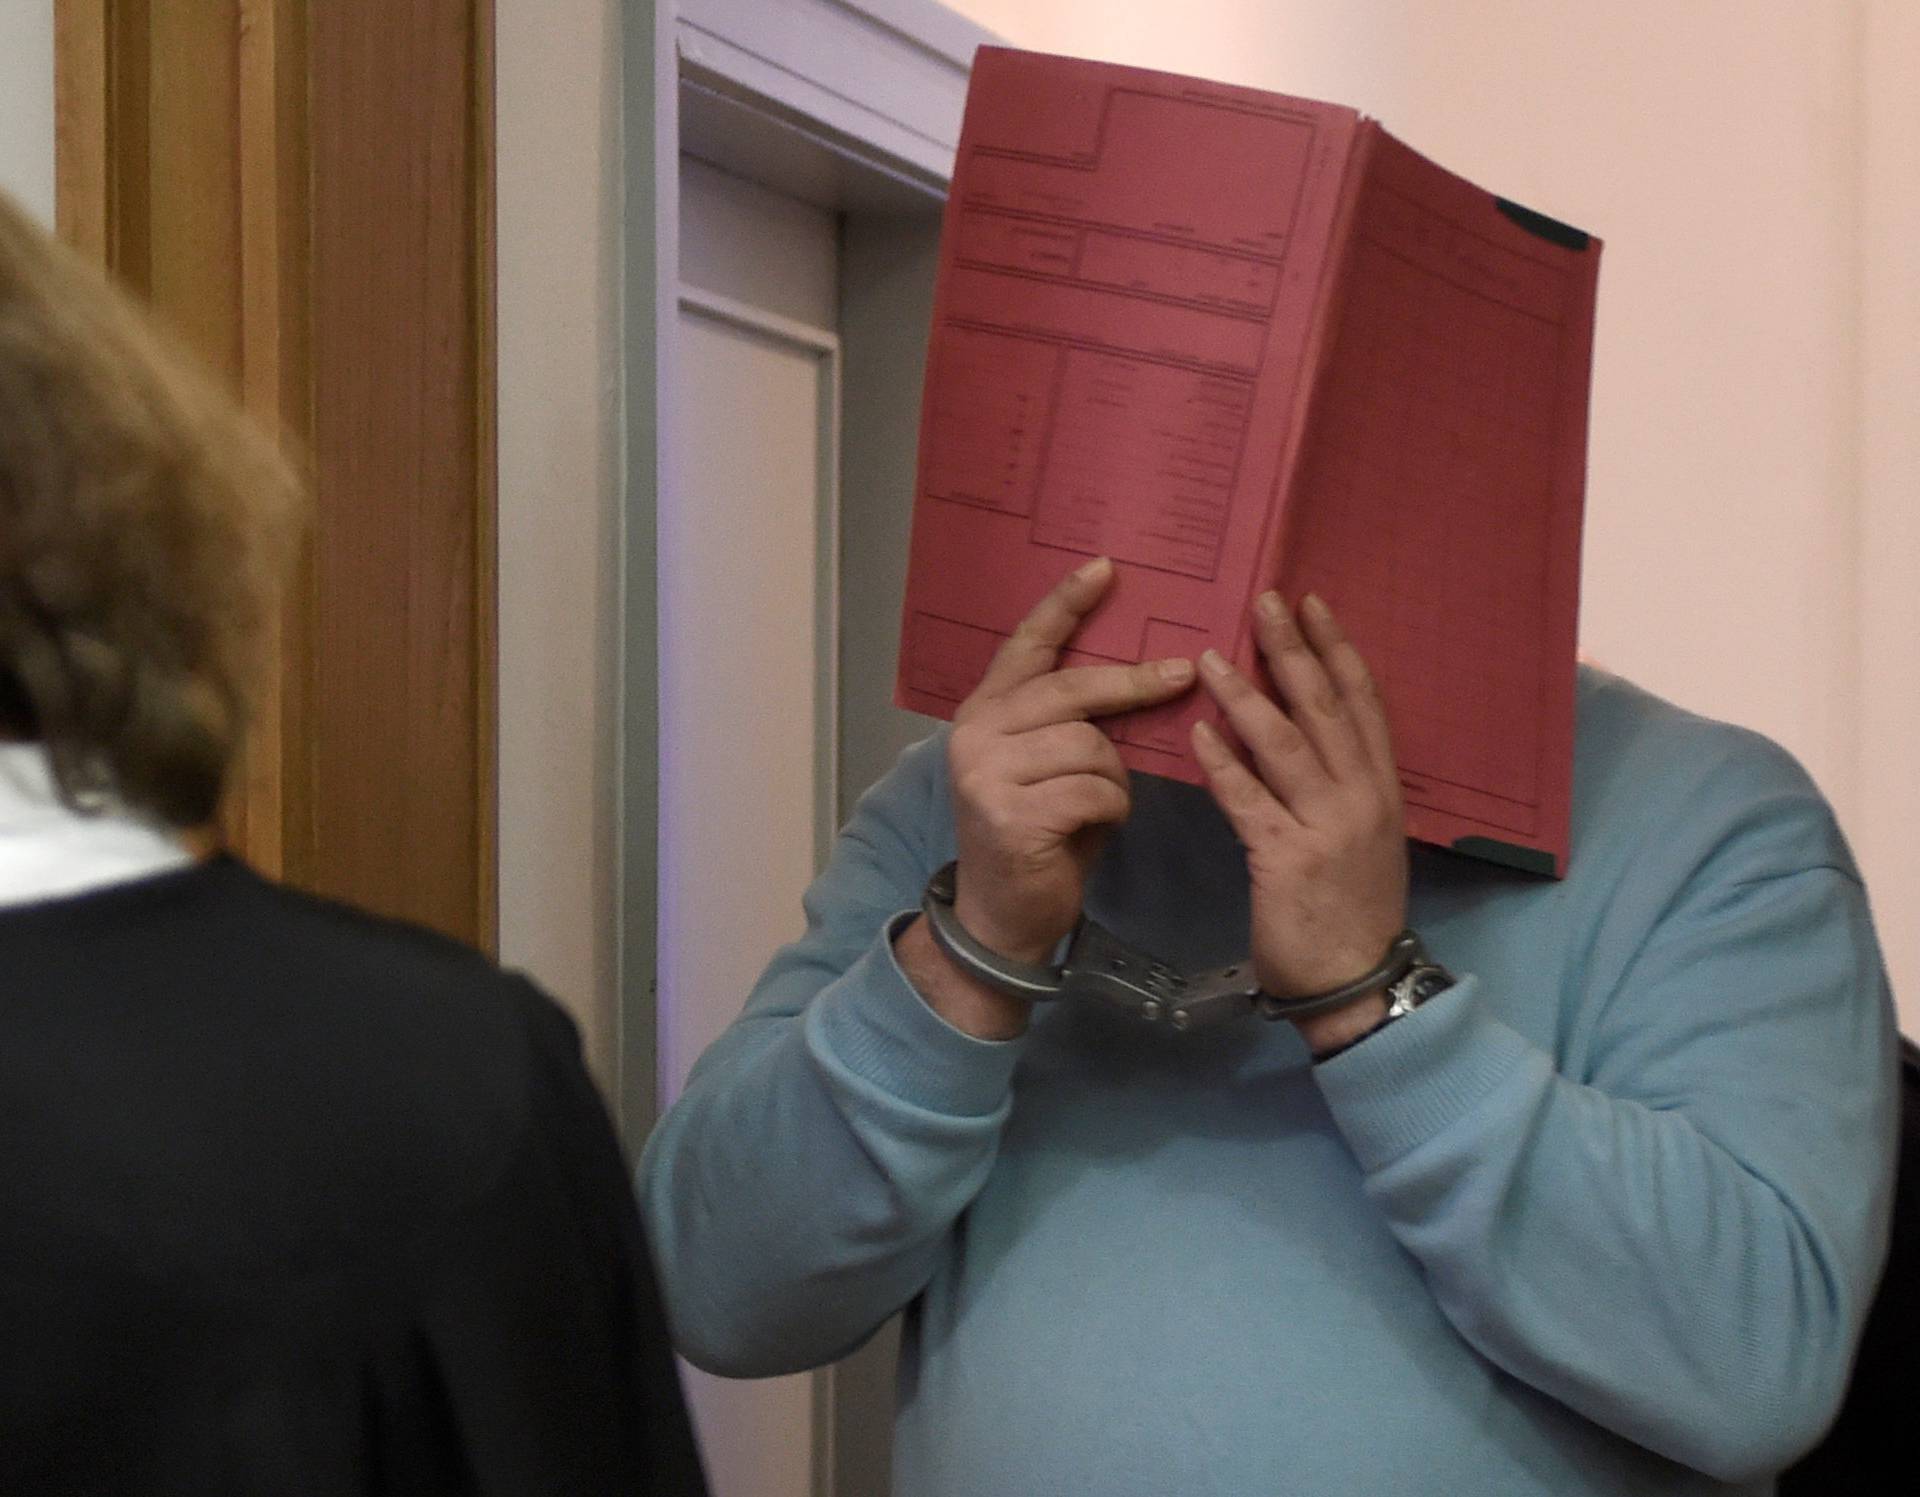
896;48;1600;876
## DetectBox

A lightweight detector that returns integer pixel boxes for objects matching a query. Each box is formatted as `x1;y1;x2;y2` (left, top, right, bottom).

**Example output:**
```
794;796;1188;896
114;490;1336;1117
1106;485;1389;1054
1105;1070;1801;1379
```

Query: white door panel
662;305;831;1095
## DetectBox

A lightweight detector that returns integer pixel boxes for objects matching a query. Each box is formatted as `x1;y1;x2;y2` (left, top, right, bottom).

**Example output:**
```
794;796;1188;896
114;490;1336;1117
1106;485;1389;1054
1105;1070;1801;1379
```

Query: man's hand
1191;591;1409;1056
896;556;1197;1039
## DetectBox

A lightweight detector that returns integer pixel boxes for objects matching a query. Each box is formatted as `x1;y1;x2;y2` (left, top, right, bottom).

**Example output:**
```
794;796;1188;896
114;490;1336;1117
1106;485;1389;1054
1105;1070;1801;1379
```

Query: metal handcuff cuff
921;861;1449;1034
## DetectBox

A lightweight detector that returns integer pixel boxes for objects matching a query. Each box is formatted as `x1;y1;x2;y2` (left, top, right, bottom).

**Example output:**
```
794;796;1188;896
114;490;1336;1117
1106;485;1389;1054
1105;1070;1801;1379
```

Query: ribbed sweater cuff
1312;976;1536;1172
806;910;1028;1119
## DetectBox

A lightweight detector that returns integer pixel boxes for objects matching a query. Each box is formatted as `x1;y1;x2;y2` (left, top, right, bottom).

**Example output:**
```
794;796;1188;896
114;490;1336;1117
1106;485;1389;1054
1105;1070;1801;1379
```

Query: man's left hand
1191;592;1410;1056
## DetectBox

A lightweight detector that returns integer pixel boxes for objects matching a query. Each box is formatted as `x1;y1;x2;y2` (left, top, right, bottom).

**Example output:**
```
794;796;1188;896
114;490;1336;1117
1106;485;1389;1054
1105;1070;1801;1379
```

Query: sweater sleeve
636;731;1029;1377
1314;743;1899;1481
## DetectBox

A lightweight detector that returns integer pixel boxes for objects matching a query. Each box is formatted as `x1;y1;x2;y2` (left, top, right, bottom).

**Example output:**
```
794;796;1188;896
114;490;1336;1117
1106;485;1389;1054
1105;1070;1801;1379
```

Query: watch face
1390;964;1452;1015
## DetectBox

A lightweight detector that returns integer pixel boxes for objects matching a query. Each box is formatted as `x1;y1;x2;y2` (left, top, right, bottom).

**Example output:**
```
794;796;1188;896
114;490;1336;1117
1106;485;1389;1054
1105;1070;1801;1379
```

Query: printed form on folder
896;48;1601;874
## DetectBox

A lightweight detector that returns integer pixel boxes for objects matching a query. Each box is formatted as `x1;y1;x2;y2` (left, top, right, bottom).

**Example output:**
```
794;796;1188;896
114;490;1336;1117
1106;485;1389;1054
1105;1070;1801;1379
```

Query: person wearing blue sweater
640;557;1897;1494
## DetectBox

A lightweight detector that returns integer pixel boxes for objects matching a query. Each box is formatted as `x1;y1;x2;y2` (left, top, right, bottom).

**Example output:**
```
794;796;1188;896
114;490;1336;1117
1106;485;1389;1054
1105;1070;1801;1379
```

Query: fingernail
1303;593;1332;623
1191;720;1218;753
1199;648;1230;678
1158;657;1194;685
1255;591;1283;620
1074;556;1112;583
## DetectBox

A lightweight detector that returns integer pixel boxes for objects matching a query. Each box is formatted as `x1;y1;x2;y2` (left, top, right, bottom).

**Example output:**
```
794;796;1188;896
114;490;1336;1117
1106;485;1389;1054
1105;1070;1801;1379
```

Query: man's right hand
895;556;1197;1039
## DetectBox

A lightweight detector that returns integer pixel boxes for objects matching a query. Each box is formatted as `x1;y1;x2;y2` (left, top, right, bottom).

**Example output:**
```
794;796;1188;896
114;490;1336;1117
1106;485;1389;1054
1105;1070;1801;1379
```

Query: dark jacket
0;857;705;1495
1780;1036;1918;1492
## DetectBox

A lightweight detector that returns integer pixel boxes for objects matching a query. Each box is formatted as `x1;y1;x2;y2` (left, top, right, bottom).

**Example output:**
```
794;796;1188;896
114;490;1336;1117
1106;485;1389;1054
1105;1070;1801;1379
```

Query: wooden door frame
53;0;499;951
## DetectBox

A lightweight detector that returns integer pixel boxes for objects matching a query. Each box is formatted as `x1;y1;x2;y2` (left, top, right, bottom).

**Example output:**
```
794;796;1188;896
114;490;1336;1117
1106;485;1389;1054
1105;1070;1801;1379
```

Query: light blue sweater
639;669;1897;1494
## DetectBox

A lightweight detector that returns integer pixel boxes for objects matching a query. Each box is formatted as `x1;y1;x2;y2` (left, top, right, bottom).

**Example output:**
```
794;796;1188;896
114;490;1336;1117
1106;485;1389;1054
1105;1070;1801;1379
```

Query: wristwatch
1385;955;1456;1018
1314;941;1455;1061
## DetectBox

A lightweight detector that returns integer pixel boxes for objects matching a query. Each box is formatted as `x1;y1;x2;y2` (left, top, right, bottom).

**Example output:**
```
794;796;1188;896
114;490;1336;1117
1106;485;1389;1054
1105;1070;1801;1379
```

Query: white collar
0;744;194;909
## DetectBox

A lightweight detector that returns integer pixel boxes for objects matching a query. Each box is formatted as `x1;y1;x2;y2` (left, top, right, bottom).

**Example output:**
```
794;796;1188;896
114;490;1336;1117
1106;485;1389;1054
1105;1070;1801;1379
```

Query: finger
1296;593;1397;781
972;556;1115;701
1253;592;1368;781
1024;773;1132;833
1197;647;1336;820
998;720;1130;789
1190;719;1300;847
995;656;1195;734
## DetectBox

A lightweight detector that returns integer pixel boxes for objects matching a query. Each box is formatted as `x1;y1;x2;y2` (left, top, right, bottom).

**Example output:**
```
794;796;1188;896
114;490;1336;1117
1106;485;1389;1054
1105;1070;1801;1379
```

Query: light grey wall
495;0;627;1082
828;207;945;1497
836;212;944;822
0;0;55;224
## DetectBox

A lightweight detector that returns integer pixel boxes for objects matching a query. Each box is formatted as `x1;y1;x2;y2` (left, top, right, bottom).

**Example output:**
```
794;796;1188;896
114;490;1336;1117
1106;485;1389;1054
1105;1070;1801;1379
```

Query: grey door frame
616;0;991;1149
620;11;990;1489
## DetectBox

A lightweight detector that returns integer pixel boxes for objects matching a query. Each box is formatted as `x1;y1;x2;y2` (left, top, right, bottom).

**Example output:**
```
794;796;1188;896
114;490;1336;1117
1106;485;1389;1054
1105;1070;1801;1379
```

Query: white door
660;156;841;1497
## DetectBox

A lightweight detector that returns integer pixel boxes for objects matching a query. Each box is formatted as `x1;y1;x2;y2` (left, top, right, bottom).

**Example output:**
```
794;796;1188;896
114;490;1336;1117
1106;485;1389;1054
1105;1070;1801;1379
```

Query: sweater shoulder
1571;667;1853;882
216;862;581;1137
228;861;527;996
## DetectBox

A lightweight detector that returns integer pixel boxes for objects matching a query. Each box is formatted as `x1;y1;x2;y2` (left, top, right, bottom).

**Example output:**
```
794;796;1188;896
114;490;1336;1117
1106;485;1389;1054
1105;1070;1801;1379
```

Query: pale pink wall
948;0;1917;1031
1855;0;1920;1038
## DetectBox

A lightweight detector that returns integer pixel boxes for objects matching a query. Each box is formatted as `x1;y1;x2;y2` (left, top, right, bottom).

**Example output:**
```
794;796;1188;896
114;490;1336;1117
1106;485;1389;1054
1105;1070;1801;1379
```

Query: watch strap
1255;930;1427;1022
1314;957;1456;1062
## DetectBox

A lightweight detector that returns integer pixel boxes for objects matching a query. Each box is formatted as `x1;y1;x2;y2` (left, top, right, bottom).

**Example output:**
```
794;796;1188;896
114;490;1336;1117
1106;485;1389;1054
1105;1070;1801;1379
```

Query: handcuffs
921;861;1450;1034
